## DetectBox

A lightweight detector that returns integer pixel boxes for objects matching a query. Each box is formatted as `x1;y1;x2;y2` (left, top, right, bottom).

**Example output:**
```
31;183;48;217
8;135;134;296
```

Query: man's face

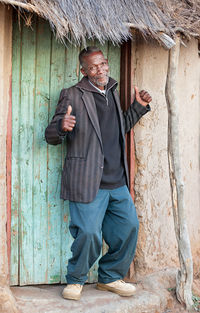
81;52;109;90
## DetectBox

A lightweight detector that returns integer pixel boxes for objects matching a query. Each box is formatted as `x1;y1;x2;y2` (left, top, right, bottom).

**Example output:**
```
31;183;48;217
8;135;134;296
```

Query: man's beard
91;74;109;87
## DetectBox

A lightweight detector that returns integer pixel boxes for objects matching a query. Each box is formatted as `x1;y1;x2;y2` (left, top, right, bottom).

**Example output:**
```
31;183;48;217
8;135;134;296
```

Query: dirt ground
164;276;200;313
9;270;200;313
165;295;197;313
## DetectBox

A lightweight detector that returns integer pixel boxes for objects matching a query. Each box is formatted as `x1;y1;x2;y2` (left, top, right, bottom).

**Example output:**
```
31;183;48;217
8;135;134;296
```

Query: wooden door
10;14;121;286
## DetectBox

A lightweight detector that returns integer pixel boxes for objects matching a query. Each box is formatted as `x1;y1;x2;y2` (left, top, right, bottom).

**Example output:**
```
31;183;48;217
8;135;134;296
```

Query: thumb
134;86;139;98
66;105;72;115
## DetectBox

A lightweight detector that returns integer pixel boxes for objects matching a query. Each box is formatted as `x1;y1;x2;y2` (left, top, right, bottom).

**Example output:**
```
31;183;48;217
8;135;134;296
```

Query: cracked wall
132;37;200;276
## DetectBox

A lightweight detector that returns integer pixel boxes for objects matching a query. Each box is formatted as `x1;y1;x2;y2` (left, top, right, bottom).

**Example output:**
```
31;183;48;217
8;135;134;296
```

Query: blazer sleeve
45;89;70;145
123;99;151;134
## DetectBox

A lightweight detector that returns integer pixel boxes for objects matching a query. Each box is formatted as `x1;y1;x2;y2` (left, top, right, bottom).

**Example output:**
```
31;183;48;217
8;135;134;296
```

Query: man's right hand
61;105;76;132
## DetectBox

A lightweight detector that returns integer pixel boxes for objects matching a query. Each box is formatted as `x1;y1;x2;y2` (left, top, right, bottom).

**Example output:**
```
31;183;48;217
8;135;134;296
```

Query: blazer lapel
82;91;103;150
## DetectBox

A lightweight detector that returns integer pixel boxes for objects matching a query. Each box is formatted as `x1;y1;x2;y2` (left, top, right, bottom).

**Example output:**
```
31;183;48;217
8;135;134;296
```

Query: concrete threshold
11;268;178;313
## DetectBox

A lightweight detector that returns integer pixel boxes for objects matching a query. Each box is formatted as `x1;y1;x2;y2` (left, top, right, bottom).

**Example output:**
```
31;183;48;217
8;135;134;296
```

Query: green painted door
10;15;121;286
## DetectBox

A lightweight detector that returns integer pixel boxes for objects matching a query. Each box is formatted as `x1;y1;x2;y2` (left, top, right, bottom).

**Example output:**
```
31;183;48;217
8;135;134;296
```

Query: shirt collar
88;80;106;94
75;76;118;93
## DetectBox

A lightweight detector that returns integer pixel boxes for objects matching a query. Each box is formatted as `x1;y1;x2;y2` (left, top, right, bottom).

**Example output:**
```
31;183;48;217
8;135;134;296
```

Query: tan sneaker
97;280;136;297
62;284;83;300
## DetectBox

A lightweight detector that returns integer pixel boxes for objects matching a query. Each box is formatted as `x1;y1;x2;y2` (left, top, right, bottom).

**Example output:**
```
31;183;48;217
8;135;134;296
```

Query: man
45;46;152;300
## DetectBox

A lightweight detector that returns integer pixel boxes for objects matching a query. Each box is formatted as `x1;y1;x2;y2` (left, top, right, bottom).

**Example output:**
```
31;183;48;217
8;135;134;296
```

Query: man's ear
81;67;87;77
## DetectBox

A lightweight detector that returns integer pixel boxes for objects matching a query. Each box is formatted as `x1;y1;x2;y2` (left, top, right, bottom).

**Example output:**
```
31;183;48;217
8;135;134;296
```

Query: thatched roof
156;0;200;39
1;0;200;47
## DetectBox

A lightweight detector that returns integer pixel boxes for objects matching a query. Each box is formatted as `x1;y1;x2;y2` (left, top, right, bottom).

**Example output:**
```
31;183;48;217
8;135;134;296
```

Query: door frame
120;40;136;201
120;40;136;279
7;36;136;283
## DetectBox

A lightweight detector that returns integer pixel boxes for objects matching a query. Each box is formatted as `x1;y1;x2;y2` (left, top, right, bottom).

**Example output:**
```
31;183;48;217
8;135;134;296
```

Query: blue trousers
66;185;139;285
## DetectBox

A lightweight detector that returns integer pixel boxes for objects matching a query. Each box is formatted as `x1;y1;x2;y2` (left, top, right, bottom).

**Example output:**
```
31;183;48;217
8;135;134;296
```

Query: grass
192;294;200;312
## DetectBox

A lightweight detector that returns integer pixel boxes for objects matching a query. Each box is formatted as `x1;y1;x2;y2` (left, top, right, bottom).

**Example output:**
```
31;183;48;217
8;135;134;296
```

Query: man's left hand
135;86;152;107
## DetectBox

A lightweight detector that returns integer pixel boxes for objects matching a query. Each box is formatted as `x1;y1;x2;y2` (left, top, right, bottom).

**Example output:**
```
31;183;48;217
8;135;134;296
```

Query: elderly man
45;46;152;300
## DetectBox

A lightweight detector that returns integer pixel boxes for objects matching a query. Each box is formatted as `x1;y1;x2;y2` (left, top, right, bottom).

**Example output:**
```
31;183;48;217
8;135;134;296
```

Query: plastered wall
0;4;12;282
132;37;200;276
177;39;200;273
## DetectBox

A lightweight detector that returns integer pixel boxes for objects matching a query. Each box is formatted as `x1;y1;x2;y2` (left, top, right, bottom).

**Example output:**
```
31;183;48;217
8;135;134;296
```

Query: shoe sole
62;293;81;301
96;283;136;297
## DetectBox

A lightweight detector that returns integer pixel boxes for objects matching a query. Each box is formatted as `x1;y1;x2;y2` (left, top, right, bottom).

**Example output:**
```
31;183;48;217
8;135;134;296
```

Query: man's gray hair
79;46;103;67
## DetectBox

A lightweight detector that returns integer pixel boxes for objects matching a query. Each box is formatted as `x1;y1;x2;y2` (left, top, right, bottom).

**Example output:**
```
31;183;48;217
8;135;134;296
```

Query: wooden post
120;40;135;200
120;40;136;280
165;35;194;311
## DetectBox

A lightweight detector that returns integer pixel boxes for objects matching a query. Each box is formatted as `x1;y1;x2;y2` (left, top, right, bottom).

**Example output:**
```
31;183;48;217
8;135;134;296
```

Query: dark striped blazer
45;77;150;203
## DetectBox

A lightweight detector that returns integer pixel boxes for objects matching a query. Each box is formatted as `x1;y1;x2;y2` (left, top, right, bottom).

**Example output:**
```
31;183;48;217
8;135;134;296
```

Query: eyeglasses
87;61;108;73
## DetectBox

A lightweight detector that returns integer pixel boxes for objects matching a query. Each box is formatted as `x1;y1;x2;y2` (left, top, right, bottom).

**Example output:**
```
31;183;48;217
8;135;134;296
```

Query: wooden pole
120;40;136;280
165;35;194;311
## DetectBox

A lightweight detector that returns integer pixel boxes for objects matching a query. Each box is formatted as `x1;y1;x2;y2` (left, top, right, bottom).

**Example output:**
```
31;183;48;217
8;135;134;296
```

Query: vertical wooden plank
108;42;121;90
94;40;108;58
60;45;80;283
32;18;51;284
47;35;65;284
10;14;21;285
120;40;135;200
6;72;12;280
64;45;81;88
120;40;136;280
129;41;137;201
19;20;36;285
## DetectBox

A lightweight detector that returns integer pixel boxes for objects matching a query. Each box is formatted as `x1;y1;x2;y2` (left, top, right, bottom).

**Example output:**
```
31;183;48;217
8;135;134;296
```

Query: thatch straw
1;0;200;45
156;0;200;39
